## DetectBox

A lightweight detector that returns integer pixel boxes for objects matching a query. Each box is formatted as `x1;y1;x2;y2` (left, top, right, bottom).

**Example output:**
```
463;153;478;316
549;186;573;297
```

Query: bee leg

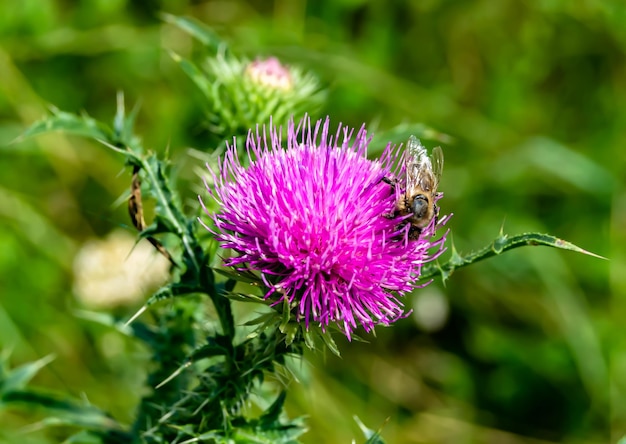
408;226;422;240
381;176;398;199
380;176;398;219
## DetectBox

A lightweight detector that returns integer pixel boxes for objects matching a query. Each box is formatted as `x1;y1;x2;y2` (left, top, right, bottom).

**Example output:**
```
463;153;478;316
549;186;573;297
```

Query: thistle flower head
200;116;448;339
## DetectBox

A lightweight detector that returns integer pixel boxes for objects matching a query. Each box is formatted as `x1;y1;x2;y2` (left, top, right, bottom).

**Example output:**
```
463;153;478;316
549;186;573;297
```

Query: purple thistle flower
200;116;448;339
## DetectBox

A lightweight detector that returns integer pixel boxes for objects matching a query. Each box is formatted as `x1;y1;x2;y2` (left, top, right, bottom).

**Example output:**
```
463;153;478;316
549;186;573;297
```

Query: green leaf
0;354;55;396
113;91;139;142
243;312;283;341
3;390;125;433
224;278;237;292
316;328;341;357
112;91;143;153
300;328;316;351
419;232;606;283
161;14;226;51
369;123;453;155
281;323;299;347
63;430;105;444
188;340;230;361
169;52;214;101
279;295;291;333
230;416;308;443
515;136;615;194
73;310;133;334
258;392;287;428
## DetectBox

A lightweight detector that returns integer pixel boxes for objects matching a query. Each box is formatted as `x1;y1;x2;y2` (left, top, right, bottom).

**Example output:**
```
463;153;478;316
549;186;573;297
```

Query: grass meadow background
0;1;623;443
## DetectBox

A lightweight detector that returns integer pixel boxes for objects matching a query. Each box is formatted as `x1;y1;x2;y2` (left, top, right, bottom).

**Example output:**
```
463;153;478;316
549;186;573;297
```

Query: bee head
411;194;429;219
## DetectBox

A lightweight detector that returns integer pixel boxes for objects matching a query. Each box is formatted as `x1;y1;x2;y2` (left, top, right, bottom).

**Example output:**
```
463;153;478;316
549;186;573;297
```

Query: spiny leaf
230;420;308;443
419;232;606;283
243;312;278;327
143;155;187;230
354;416;387;444
124;281;201;327
74;310;155;344
147;282;201;304
155;339;230;390
213;267;263;285
223;291;266;304
16;108;112;143
188;340;230;362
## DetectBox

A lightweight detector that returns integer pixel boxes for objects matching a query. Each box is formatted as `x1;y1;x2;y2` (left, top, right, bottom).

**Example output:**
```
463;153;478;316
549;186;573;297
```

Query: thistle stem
419;232;604;282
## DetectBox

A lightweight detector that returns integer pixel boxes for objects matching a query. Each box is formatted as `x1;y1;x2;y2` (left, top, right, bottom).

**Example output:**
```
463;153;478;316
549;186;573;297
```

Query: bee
385;136;444;239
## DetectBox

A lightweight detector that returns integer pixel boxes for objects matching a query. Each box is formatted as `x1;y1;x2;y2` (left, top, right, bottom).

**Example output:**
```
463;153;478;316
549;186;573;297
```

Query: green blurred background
0;1;623;443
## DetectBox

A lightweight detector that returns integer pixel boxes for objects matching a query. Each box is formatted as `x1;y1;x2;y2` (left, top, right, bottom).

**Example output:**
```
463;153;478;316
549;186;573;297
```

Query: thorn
554;238;608;260
125;305;147;327
156;362;191;389
493;224;509;254
95;138;130;155
167;49;182;62
448;234;463;267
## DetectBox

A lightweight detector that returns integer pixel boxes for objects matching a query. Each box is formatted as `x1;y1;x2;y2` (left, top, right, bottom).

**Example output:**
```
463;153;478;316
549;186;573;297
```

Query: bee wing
430;146;444;189
406;135;425;160
405;136;430;192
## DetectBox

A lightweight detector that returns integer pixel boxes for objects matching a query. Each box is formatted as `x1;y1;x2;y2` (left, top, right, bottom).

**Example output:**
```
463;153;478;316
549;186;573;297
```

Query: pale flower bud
244;57;294;91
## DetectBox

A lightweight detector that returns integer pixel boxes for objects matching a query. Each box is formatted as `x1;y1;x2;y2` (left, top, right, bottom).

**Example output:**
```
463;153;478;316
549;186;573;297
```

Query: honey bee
385;136;444;239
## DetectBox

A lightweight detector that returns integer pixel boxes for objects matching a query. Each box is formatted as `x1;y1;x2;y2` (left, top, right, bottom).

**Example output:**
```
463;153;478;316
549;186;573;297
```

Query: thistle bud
244;57;294;91
183;52;326;140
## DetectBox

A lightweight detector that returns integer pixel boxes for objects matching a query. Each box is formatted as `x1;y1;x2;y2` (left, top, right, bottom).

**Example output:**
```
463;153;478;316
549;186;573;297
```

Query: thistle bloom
200;117;448;339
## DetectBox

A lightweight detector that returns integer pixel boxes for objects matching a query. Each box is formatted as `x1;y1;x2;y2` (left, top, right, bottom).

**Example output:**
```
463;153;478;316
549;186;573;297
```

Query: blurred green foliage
0;1;622;443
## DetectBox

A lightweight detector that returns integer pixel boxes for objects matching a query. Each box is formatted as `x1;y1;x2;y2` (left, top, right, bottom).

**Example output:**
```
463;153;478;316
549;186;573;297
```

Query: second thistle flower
200;116;447;339
194;54;325;138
